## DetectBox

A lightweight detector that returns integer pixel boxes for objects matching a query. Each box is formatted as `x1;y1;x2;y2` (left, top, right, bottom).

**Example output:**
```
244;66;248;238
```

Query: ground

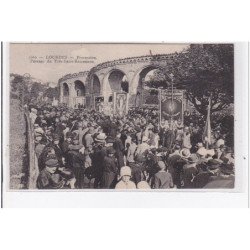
9;98;28;189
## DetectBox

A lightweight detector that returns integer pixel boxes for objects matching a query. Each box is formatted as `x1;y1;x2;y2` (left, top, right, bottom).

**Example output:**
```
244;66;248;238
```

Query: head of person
187;154;199;165
66;136;72;143
95;133;107;145
53;134;60;145
180;148;191;159
142;136;149;143
197;147;207;158
45;157;59;174
116;131;121;138
131;135;137;144
120;166;132;184
158;161;166;171
35;135;43;143
107;147;116;157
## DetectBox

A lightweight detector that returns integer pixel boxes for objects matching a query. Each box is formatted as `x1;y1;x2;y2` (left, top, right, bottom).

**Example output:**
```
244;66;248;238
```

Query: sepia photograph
7;43;235;190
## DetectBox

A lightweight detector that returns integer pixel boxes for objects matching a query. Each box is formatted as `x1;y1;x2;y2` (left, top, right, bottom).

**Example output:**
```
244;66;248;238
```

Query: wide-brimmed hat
105;136;115;143
220;164;234;175
120;166;132;177
207;159;221;170
95;133;107;142
187;154;199;163
45;157;59;168
180;148;191;158
197;147;207;157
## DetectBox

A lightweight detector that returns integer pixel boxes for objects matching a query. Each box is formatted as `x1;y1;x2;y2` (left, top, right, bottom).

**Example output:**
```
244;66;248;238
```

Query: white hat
137;181;151;189
95;133;107;142
120;166;132;177
207;149;215;157
142;136;149;142
180;148;191;158
197;147;207;157
31;108;37;114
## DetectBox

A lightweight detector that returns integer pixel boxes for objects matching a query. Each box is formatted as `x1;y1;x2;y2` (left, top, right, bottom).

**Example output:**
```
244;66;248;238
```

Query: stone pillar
68;82;76;108
59;82;63;103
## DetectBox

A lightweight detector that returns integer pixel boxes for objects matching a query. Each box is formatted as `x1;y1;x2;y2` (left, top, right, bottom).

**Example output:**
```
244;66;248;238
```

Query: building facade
58;54;190;113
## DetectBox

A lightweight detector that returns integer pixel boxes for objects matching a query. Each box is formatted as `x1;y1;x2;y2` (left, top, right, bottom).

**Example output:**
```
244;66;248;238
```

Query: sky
10;43;189;84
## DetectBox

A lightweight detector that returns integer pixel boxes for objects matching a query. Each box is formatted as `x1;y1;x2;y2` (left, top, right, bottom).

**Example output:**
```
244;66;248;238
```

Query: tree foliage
145;44;234;115
10;73;59;106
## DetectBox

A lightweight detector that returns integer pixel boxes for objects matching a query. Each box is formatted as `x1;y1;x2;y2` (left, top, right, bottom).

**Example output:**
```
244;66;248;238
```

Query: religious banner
160;90;184;123
94;96;104;112
114;92;128;117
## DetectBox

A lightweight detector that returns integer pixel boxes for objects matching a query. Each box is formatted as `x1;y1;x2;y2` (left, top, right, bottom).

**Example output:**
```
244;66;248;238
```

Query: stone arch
130;65;165;106
104;69;129;94
92;74;101;95
74;80;85;96
63;82;69;96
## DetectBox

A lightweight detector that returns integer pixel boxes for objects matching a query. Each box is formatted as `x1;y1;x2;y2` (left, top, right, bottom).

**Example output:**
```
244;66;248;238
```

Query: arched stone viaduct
58;54;177;109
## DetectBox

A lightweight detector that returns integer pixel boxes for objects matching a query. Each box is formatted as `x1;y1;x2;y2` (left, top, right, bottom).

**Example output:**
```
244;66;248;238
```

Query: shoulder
115;180;125;189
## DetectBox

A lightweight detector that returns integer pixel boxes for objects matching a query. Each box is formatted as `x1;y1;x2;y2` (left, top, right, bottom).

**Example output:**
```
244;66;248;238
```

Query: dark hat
130;134;137;142
66;132;74;138
134;126;141;132
135;154;146;163
220;164;234;175
106;136;115;143
207;159;221;170
187;154;199;163
45;158;59;168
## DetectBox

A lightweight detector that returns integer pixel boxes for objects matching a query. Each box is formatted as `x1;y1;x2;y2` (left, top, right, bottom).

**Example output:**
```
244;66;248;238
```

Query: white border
2;42;249;207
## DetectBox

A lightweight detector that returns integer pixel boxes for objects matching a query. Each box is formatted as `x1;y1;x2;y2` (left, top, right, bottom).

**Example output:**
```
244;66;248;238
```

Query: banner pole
159;89;161;130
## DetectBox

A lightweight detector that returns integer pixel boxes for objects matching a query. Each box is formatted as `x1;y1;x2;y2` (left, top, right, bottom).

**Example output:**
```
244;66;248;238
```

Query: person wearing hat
30;108;38;124
35;136;47;159
136;136;150;157
182;154;199;188
38;134;64;171
126;135;137;165
37;157;66;189
101;147;119;189
152;161;173;189
113;131;125;170
115;166;136;189
66;138;86;189
83;127;94;149
203;163;234;189
92;134;108;188
182;126;191;149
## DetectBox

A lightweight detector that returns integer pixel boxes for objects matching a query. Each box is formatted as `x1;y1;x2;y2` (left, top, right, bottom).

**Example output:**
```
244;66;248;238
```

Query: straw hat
180;148;191;158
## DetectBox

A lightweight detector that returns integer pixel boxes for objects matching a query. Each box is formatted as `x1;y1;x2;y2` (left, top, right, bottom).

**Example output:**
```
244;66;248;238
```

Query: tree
43;87;59;99
10;74;30;105
30;82;46;99
145;44;234;116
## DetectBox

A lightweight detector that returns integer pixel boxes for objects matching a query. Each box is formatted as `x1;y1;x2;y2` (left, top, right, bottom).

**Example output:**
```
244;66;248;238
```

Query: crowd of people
28;104;235;190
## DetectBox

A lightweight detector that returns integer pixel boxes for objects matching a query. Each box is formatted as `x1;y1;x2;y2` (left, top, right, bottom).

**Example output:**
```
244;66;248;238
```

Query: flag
203;97;212;148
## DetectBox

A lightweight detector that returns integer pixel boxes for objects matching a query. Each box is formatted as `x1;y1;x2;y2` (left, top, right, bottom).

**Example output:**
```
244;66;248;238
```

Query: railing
24;111;39;189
